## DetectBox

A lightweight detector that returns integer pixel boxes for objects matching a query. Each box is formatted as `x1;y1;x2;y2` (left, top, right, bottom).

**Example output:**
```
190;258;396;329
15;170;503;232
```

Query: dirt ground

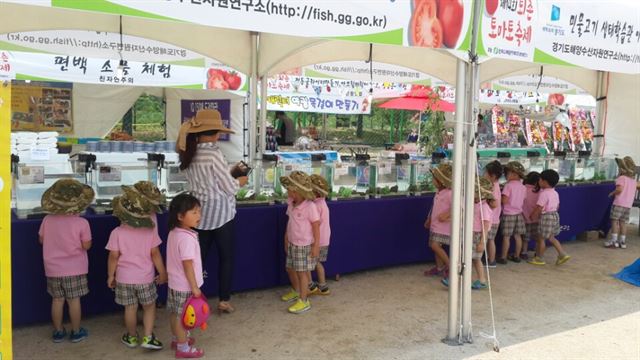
13;226;640;360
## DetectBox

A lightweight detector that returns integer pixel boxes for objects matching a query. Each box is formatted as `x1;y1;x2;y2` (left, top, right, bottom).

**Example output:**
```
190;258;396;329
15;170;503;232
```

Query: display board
0;80;12;360
180;99;232;141
11;80;73;133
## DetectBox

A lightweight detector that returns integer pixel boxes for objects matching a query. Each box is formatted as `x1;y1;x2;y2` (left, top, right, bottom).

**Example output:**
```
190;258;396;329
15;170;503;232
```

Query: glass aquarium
92;153;154;206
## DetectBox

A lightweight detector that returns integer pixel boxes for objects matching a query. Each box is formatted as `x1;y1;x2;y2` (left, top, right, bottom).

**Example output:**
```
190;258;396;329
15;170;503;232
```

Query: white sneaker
604;240;616;248
619;241;627;249
614;241;621;248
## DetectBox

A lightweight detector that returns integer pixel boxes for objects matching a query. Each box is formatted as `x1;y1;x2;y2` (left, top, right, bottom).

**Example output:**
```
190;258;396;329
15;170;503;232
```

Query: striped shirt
184;142;239;230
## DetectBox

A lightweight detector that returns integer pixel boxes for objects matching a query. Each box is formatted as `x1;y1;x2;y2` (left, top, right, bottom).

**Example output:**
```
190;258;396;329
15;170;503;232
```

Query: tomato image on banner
409;0;464;49
485;0;499;16
206;67;244;91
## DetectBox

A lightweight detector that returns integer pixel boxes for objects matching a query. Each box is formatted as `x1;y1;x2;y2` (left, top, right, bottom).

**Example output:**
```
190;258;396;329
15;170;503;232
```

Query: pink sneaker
171;337;195;350
175;346;204;359
423;266;443;276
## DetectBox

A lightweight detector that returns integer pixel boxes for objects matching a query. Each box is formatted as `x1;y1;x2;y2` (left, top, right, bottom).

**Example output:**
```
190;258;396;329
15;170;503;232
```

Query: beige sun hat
623;156;637;176
112;185;157;228
41;178;94;215
280;171;316;200
430;163;452;189
177;109;234;152
309;174;330;197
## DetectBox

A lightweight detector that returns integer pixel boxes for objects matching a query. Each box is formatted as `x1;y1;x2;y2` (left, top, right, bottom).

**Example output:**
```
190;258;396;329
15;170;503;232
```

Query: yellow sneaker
288;299;311;314
280;289;299;302
556;255;571;265
527;256;546;266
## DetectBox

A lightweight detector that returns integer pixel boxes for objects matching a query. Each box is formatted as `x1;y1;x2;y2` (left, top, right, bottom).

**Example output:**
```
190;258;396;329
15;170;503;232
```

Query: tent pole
445;58;467;345
417;111;422;144
461;0;483;342
259;75;268;158
594;71;607;156
248;32;259;164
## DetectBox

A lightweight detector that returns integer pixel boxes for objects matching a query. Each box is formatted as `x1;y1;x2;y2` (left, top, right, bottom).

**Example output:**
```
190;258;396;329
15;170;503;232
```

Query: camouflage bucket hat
623;156;637;176
430;163;453;189
280;171;315;200
475;176;494;201
504;161;526;179
111;185;156;228
309;174;330;197
133;180;165;213
41;178;95;215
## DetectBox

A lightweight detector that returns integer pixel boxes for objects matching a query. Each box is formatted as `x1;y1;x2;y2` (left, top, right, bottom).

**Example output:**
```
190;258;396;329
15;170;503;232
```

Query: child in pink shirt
167;193;205;358
39;179;94;343
280;171;321;314
107;186;167;350
499;161;527;264
483;160;503;268
308;174;332;296
522;172;541;259
424;163;453;277
528;170;570;266
606;157;637;249
471;177;494;289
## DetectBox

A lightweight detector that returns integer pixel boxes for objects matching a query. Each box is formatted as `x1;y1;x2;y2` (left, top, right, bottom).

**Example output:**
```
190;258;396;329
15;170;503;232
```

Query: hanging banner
478;0;640;74
481;74;588;94
0;51;13;80
264;92;370;115
2;0;474;50
6;51;203;88
0;80;12;360
11;80;73;133
1;30;205;64
480;88;541;105
180;99;232;141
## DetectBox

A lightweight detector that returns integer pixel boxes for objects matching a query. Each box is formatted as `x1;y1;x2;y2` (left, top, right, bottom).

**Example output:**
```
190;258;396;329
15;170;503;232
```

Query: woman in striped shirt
177;109;248;314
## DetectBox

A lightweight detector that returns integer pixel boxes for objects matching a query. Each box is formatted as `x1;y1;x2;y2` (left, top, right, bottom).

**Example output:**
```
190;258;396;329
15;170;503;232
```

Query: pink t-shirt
39;215;91;277
491;181;502;224
613;175;637;208
105;225;162;285
286;199;321;246
167;227;204;292
537;188;560;213
473;201;493;233
522;184;540;224
502;180;527;215
313;198;331;246
430;188;452;236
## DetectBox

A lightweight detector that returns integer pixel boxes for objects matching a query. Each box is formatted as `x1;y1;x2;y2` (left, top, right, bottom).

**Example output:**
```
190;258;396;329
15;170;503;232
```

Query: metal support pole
248;32;259;164
445;59;467;344
461;60;480;343
258;75;268;158
593;71;607;155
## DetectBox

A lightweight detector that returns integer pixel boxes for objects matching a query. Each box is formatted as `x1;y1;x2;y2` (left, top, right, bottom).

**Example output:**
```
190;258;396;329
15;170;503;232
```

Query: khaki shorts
115;282;158;306
47;275;89;300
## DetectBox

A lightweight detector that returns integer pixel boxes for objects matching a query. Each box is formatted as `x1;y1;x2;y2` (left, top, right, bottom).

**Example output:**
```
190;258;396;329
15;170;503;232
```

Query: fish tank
572;151;595;182
594;156;617;181
545;152;573;184
309;153;327;178
236;156;278;206
411;158;435;193
330;156;359;199
13;153;83;219
354;154;372;194
92;153;155;207
525;151;546;174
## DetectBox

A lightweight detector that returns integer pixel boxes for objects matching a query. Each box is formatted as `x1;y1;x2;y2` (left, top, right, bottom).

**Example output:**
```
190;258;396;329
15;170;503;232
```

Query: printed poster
11;80;73;133
180;99;232;141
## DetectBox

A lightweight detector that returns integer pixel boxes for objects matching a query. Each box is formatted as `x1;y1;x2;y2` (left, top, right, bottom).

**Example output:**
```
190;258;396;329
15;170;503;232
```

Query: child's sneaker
171;337;196;350
508;255;521;263
487;261;497;268
472;280;488;290
556;255;571;265
519;253;529;261
527;256;546;266
619;240;627;249
280;289;299;302
604;240;617;248
121;333;139;348
175;346;204;359
423;266;442;276
69;327;88;343
308;282;319;295
441;278;449;287
141;333;163;350
318;284;331;295
52;328;67;343
496;258;508;265
288;299;311;314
